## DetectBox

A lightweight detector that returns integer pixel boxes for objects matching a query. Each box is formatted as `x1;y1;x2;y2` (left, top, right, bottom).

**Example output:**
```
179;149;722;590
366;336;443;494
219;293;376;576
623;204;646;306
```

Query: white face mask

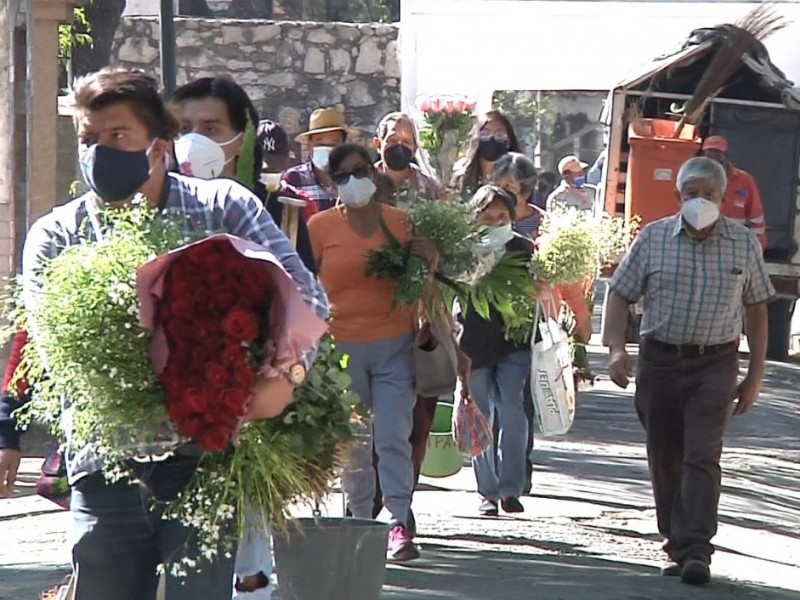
483;223;514;250
338;175;376;208
174;132;240;180
681;197;720;231
312;146;333;170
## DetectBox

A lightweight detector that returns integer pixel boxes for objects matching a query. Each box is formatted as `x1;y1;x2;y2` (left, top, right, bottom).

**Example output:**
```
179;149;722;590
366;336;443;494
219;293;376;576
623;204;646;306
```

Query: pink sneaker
387;524;420;562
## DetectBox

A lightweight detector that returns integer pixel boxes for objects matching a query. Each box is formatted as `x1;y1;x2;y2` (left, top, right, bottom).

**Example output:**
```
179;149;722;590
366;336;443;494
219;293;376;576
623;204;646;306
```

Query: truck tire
766;298;795;362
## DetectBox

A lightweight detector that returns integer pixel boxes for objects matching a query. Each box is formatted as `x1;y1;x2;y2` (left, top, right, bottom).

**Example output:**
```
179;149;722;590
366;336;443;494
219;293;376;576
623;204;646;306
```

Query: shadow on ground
0;565;70;600
383;544;797;600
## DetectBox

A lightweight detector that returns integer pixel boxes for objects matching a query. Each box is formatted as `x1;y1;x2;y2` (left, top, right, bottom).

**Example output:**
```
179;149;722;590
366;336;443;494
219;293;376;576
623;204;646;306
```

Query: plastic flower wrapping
416;94;477;188
3;199;360;574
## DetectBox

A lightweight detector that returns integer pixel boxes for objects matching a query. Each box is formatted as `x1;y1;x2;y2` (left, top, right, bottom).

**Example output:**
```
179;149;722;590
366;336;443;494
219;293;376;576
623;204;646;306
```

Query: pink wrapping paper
136;234;328;378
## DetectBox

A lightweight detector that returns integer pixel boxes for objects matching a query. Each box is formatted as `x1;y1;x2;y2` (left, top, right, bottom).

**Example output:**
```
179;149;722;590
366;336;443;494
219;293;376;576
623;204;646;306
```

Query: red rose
205;361;229;388
243;269;272;304
212;290;237;312
190;345;213;368
222;344;244;367
233;363;256;391
197;426;230;452
179;415;206;439
167;400;191;424
165;317;195;344
221;388;248;415
222;307;259;342
182;388;205;413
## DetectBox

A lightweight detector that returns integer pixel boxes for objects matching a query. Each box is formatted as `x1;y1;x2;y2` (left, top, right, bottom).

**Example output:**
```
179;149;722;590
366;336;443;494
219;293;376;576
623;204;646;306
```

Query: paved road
2;343;799;599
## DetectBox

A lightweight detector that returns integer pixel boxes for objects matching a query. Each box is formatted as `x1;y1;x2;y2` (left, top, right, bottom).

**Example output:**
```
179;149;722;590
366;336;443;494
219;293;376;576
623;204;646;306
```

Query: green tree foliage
493;91;557;157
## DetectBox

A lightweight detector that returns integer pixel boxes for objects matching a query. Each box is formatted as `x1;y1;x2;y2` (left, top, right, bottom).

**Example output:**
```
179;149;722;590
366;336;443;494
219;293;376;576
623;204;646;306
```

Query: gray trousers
339;333;416;526
635;339;738;564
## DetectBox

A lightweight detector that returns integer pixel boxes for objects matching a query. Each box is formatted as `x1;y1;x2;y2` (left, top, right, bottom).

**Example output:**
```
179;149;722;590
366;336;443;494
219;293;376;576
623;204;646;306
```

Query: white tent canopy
400;0;800;114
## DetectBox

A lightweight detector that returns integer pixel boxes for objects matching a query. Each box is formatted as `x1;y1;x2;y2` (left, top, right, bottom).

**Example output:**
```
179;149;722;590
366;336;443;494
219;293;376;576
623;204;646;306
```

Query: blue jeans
469;350;531;501
338;333;416;526
70;457;235;600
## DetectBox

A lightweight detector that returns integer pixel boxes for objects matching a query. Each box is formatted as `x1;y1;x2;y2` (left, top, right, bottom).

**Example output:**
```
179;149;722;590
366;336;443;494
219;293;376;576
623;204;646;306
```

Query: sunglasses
332;164;371;186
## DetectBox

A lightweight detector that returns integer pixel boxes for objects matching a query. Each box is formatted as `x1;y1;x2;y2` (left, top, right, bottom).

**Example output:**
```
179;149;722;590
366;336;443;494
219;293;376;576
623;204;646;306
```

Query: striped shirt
281;161;338;212
610;214;774;346
514;204;546;238
22;173;330;483
721;166;767;248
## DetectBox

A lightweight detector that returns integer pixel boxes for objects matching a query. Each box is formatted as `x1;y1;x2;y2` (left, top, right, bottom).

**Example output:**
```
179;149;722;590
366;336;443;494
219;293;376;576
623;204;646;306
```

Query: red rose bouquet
137;234;328;451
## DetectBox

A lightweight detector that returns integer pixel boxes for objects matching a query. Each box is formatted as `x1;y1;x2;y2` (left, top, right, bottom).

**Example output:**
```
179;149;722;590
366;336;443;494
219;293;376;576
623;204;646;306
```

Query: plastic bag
530;301;576;437
452;386;493;457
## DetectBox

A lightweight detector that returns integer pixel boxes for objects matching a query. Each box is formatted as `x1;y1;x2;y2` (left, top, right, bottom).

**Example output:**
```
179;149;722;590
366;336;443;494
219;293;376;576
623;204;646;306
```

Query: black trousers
635;339;738;564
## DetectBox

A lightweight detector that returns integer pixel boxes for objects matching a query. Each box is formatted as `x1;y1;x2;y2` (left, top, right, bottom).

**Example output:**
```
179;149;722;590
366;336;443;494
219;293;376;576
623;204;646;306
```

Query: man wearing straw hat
281;107;354;212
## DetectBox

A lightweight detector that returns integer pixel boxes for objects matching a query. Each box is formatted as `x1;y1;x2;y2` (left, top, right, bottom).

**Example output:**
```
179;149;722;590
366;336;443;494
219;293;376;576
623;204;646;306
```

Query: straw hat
295;108;355;143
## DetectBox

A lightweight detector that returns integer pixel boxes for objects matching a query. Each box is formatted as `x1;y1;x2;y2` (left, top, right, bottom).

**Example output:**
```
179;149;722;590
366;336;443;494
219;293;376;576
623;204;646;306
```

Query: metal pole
159;0;176;99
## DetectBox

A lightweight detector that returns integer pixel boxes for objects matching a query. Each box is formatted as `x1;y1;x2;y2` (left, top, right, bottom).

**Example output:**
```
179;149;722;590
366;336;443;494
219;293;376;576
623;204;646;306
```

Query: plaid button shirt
22;173;329;482
281;161;338;212
610;214;774;346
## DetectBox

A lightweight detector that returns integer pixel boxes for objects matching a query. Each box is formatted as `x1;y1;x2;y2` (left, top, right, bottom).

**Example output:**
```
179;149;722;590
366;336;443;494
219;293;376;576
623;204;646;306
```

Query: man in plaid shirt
604;157;773;587
14;68;328;600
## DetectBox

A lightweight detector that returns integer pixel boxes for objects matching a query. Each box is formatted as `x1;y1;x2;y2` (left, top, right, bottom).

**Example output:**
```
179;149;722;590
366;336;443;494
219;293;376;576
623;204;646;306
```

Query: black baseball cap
257;119;290;157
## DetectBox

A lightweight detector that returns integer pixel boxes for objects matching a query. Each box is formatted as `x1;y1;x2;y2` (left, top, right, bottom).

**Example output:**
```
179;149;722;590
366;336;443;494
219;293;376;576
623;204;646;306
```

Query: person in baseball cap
258;118;292;173
701;135;766;248
547;154;596;213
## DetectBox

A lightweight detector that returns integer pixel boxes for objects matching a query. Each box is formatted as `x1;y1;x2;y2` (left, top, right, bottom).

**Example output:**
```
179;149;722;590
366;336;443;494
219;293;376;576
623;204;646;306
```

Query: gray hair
492;152;538;196
676;156;727;194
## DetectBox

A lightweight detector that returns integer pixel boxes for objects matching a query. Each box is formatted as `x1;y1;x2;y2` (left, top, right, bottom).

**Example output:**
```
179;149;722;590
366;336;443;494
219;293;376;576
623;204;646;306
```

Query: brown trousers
635;339;738;564
372;395;439;517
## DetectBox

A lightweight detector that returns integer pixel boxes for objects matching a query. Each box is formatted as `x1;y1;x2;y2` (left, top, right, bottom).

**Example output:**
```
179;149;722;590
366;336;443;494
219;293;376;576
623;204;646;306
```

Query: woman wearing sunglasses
308;144;438;563
453;109;520;197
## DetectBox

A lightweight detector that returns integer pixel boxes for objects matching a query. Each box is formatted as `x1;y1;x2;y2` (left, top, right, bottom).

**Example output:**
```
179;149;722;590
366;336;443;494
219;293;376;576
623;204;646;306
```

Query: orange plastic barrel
625;119;701;226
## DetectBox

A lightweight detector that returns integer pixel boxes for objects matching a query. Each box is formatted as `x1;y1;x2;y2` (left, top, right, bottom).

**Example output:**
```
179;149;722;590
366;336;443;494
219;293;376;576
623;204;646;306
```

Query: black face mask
478;137;508;162
537;182;548;193
384;144;414;171
79;144;151;202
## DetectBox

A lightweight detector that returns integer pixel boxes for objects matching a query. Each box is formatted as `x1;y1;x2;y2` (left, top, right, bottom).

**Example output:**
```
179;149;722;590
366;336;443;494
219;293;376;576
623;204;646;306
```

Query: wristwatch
285;362;307;386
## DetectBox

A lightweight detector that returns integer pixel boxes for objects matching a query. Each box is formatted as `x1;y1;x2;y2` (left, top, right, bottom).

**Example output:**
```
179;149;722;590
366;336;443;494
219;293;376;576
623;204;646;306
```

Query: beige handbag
414;312;459;397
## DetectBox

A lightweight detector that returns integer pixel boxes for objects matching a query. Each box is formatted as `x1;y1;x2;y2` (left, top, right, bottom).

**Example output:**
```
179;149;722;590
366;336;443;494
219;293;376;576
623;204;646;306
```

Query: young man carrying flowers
10;68;328;600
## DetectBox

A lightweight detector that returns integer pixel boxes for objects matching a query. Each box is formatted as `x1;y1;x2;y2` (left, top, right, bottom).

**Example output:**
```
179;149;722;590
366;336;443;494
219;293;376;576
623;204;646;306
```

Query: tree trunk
71;0;127;78
179;0;215;16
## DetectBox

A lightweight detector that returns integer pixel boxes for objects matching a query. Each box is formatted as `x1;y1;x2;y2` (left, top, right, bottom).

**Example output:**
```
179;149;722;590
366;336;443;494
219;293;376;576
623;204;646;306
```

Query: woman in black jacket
459;185;534;517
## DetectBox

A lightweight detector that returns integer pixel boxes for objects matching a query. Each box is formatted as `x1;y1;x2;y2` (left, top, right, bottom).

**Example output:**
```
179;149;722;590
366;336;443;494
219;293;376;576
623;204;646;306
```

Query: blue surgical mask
571;175;586;188
79;143;154;202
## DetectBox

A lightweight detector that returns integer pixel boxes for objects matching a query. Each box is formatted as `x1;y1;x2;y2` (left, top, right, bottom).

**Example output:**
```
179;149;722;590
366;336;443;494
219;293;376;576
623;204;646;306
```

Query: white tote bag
530;300;576;437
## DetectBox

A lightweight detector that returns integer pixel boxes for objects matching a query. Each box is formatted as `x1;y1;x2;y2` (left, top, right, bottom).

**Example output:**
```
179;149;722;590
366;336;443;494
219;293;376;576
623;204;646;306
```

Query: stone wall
111;17;400;146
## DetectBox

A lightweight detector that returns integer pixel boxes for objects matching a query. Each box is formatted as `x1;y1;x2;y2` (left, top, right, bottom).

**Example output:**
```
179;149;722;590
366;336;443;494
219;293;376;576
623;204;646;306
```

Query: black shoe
479;498;499;516
681;560;710;585
500;496;525;513
660;562;681;577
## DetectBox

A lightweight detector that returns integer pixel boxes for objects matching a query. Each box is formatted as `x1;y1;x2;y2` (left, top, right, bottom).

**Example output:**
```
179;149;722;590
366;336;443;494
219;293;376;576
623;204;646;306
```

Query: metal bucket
273;518;389;600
